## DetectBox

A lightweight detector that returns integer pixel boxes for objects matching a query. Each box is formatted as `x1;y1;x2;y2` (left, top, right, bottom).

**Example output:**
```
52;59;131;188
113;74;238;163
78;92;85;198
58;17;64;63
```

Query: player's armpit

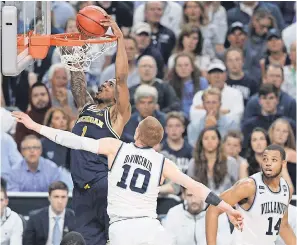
70;71;94;111
162;159;211;200
97;137;122;157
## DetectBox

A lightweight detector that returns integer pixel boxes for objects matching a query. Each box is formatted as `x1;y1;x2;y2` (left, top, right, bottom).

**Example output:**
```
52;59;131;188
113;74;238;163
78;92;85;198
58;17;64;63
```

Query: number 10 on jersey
116;164;151;194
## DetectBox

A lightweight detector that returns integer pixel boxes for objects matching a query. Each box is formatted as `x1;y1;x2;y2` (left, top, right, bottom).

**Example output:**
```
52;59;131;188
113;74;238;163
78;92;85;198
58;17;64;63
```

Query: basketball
76;5;108;38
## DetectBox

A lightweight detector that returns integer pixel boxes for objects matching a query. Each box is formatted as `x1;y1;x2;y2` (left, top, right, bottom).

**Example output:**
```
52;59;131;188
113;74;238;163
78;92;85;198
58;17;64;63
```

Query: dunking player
13;112;243;245
69;15;130;245
206;144;296;245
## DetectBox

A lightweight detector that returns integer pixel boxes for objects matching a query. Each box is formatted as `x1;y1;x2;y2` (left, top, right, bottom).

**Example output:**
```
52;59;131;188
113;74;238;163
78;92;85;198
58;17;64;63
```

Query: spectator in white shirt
282;22;296;51
163;186;232;245
133;1;182;37
204;2;228;45
282;42;296;99
0;178;23;245
190;60;244;124
187;88;239;147
0;107;16;134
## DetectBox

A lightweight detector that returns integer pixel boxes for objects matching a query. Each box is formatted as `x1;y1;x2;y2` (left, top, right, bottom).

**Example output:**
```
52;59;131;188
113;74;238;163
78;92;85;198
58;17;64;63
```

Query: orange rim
29;32;117;59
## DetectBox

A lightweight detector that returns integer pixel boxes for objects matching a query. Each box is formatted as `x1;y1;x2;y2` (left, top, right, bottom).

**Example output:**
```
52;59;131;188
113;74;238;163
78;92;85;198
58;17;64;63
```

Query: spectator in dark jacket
129;55;180;113
267;1;296;26
242;84;296;151
131;22;165;79
15;83;52;150
122;84;166;143
259;28;291;80
2;70;31;112
227;1;285;31
23;181;75;245
225;48;258;105
225;22;248;50
243;9;278;83
244;64;296;122
144;2;176;63
96;1;133;32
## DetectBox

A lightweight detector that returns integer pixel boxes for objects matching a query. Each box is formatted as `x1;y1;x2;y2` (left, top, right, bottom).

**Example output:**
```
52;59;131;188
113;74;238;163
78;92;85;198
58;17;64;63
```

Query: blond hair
202;87;222;102
138;116;164;147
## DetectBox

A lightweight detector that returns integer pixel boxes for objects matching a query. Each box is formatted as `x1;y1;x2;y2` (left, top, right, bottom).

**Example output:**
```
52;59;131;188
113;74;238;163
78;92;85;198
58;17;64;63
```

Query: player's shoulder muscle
221;177;256;204
233;177;256;192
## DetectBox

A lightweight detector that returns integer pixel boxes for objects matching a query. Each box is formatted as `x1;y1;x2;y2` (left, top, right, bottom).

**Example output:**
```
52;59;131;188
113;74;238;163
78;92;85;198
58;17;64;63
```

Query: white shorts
109;217;174;245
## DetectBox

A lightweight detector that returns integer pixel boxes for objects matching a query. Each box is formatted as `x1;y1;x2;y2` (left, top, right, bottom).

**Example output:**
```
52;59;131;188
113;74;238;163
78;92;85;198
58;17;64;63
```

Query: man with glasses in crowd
7;135;61;192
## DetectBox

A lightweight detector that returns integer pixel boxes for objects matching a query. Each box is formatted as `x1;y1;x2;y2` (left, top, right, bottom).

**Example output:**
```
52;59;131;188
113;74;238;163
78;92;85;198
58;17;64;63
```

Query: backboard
1;1;51;76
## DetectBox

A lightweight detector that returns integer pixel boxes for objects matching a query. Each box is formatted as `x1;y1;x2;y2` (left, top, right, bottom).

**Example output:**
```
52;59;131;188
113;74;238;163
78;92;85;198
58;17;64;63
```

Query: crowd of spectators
1;1;296;245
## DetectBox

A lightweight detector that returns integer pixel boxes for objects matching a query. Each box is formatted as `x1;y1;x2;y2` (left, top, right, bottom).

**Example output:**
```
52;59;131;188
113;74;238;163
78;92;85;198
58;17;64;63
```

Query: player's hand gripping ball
76;5;109;38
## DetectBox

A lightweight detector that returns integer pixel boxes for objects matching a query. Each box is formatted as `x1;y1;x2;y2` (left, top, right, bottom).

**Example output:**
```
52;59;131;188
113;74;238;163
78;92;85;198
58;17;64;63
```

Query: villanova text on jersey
261;201;287;215
124;154;152;172
71;104;119;188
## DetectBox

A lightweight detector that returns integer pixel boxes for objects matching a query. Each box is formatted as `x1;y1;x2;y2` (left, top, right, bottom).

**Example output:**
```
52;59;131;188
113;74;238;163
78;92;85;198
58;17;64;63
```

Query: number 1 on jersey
81;126;88;137
117;164;151;194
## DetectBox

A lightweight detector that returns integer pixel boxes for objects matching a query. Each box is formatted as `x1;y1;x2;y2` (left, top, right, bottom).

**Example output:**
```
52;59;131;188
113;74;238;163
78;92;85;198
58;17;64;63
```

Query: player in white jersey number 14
13;111;244;245
206;144;296;245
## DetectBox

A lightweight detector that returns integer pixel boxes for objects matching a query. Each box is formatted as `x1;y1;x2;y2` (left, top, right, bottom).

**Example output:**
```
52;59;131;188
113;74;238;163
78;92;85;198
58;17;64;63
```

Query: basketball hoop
29;32;117;71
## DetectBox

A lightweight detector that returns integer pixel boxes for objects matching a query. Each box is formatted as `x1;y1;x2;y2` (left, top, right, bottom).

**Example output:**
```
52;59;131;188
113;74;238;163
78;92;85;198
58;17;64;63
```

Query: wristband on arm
205;191;222;206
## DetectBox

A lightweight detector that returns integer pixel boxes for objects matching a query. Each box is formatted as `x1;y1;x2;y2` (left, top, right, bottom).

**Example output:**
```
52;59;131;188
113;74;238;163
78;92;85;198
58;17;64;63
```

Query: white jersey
107;143;164;224
232;172;290;245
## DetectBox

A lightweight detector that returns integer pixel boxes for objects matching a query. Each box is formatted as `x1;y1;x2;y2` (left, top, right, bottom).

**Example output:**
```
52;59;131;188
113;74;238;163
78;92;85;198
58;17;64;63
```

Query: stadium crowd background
1;1;296;245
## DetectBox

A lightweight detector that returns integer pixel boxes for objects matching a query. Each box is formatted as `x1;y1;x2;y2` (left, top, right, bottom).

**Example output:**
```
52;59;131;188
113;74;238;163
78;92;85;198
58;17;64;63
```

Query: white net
57;36;117;72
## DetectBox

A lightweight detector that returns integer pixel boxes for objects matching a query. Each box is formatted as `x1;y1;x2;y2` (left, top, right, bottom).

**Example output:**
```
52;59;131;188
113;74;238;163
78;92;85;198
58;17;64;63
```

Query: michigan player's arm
70;71;94;112
162;158;243;226
279;194;296;245
205;178;256;245
100;16;131;124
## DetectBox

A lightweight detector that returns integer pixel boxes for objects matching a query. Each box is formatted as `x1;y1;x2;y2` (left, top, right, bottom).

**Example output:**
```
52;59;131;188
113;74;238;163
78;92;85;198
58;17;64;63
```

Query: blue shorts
72;176;109;245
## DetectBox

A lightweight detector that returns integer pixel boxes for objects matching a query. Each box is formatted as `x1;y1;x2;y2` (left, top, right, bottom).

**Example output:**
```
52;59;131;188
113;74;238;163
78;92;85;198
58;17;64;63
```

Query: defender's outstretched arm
11;111;121;159
162;158;244;230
